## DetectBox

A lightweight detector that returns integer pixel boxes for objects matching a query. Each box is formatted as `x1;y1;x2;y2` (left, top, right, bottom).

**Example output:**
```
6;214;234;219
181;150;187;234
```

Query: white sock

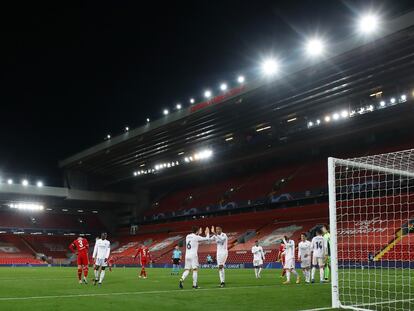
192;271;198;287
320;268;324;281
258;267;262;277
181;270;189;281
305;270;310;282
292;269;298;277
286;270;291;282
254;268;258;278
311;267;316;280
99;270;105;283
219;269;225;283
94;269;98;280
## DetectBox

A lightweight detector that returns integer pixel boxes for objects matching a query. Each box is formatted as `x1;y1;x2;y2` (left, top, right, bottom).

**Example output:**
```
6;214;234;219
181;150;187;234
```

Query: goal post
328;150;414;310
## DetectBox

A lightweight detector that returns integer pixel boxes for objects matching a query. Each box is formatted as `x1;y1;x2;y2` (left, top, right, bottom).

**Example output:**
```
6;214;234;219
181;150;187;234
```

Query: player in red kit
134;245;151;278
69;236;90;284
277;242;286;278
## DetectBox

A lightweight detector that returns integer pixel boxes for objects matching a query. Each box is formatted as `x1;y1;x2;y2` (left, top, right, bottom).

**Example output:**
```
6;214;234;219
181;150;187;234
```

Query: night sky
1;1;414;186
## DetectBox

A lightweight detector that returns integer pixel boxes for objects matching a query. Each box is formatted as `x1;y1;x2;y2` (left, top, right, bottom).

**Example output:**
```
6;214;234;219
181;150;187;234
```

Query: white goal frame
328;154;414;310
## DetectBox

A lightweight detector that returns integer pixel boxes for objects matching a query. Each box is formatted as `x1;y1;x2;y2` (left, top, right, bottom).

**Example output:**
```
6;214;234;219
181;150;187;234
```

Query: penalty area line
0;285;275;301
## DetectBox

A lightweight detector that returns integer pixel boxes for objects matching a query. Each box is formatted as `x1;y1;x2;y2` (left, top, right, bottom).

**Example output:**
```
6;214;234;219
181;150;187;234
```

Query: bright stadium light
316;119;321;125
325;116;331;123
305;38;325;57
341;110;349;118
9;202;44;211
308;121;314;127
380;100;386;107
125;126;129;132
204;90;212;99
7;179;13;185
106;134;111;139
163;109;169;115
333;113;340;120
189;98;195;104
22;179;29;187
261;58;279;76
36;181;43;188
390;97;396;104
146;118;150;123
237;75;245;84
401;94;407;102
220;83;228;91
358;14;380;34
133;171;138;176
176;103;182;110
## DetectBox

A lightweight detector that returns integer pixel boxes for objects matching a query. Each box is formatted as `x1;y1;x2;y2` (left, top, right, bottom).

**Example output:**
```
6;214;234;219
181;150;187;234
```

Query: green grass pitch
0;267;332;311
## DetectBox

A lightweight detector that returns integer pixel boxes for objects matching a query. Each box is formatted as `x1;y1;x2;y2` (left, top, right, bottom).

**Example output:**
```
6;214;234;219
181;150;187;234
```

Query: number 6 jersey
185;233;210;258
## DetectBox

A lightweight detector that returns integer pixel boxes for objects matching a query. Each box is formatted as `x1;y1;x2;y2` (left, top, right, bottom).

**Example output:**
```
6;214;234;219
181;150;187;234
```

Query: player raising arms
277;241;286;278
179;226;210;289
298;233;312;283
69;236;89;284
282;235;300;284
134;244;151;278
92;232;111;286
211;226;228;287
251;240;265;279
311;228;328;283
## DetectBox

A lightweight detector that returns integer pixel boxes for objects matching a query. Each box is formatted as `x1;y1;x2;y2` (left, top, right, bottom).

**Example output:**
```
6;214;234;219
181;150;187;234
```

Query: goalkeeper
322;225;330;281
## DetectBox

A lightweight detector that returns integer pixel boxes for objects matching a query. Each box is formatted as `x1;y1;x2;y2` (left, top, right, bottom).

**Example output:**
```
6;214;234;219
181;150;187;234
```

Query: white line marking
0;285;275;301
299;307;332;311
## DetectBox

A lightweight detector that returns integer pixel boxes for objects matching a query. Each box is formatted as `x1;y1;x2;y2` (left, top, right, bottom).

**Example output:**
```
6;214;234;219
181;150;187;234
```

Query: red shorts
140;260;147;267
77;253;89;266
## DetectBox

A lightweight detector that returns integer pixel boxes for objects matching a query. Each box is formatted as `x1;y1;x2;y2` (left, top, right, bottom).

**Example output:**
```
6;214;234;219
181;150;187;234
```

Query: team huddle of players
68;225;330;288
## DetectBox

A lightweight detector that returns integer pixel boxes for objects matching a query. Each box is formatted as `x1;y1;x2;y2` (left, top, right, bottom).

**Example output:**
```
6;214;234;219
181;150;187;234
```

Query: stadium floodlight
340;110;349;118
106;134;111;139
146;118;150;123
316;119;321;125
367;104;374;111
125;126;129;131
36;181;43;188
261;58;279;76
176;103;182;110
237;75;245;83
9;202;44;211
133;171;138;176
358;13;380;34
332;113;340;120
204;90;212;99
7;179;13;185
380;100;386;107
390;97;396;104
401;94;407;102
189;98;195;104
163;109;169;115
21;179;29;187
325;116;331;122
305;38;325;57
308;121;314;127
220;83;228;91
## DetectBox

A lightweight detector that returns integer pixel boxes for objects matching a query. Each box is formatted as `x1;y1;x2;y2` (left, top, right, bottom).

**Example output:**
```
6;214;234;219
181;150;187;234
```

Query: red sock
83;267;88;278
77;268;82;280
141;267;146;276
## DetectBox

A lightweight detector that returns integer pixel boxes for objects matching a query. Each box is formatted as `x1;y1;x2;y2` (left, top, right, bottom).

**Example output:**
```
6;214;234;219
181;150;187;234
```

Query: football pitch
0;267;332;311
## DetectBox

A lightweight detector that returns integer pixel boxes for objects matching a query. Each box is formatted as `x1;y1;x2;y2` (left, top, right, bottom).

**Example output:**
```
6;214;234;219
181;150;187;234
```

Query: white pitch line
299;307;332;311
0;285;275;301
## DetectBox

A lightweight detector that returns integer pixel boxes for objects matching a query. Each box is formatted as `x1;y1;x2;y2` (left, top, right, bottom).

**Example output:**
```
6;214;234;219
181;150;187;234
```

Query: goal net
328;150;414;310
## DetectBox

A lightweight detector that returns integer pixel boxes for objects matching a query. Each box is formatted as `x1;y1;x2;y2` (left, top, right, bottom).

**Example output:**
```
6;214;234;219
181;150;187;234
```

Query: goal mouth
328;149;414;310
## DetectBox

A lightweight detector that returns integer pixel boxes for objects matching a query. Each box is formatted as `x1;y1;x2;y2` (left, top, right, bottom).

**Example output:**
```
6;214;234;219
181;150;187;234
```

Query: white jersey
93;238;110;259
283;239;295;261
251;245;265;261
311;235;327;258
185;233;210;258
298;240;312;260
212;233;228;255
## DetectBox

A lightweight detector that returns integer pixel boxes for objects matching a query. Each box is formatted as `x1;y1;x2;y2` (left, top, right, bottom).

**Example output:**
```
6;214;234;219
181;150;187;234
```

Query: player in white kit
92;232;111;286
251;240;265;278
282;236;300;284
211;226;228;287
311;228;328;283
179;226;210;289
298;233;312;283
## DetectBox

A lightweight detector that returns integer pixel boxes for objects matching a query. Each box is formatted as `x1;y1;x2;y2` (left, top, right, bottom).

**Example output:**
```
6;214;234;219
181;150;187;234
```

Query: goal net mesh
330;149;414;310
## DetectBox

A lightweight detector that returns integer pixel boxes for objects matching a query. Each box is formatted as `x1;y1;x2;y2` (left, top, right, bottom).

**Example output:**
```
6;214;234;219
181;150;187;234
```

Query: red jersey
135;246;151;262
278;244;286;258
69;238;89;256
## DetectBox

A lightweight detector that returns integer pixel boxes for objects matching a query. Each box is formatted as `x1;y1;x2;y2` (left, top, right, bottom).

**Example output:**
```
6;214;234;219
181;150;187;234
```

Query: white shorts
284;258;295;270
312;256;325;267
184;255;199;270
300;257;311;268
253;259;263;267
95;258;108;267
217;251;228;266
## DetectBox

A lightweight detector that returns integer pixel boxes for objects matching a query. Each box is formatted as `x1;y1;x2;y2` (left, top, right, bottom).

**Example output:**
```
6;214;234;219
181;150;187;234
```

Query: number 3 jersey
311;235;327;258
185;233;210;258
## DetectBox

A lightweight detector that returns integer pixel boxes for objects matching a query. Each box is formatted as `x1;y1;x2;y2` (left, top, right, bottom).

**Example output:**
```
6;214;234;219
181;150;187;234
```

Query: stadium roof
60;11;414;186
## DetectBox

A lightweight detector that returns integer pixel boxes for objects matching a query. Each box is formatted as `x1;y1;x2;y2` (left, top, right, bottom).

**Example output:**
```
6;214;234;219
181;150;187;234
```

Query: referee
171;245;182;275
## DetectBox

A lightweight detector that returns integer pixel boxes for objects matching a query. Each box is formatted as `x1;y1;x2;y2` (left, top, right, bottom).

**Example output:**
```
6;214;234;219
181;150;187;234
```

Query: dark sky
1;1;414;185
